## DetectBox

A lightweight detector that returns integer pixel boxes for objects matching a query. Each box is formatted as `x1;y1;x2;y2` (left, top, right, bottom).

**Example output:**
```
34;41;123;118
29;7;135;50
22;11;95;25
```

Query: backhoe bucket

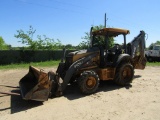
134;56;147;70
19;66;53;101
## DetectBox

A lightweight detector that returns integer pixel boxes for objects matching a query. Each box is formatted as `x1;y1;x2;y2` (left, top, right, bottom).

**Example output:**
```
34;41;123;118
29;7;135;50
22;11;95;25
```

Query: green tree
155;40;160;45
14;26;62;50
14;26;37;50
37;35;62;50
77;41;89;49
148;40;160;50
148;43;154;50
78;25;114;49
65;44;73;49
0;36;9;50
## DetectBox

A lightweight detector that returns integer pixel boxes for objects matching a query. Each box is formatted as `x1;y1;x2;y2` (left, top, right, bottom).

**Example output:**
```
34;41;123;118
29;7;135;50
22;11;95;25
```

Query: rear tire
114;63;134;86
78;71;99;94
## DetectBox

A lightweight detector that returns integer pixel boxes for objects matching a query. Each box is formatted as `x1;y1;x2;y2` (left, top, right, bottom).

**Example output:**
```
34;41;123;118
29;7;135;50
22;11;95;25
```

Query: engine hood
67;47;99;62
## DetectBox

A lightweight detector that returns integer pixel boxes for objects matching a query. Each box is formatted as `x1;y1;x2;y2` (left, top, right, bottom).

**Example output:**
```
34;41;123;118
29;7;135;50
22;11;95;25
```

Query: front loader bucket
19;66;52;101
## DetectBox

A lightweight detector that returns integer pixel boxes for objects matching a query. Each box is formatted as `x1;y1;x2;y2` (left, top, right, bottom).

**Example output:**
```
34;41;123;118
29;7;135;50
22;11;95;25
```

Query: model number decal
74;61;83;69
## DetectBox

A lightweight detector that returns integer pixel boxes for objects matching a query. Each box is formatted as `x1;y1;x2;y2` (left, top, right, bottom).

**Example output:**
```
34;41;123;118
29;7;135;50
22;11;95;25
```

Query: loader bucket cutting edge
19;66;53;101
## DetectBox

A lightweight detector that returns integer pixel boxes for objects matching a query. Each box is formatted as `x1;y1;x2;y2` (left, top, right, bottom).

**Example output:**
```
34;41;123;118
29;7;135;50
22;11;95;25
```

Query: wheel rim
86;76;96;89
122;66;132;80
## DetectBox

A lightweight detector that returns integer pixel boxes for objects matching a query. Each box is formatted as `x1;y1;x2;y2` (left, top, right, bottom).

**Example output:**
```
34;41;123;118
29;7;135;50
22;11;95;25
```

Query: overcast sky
0;0;160;47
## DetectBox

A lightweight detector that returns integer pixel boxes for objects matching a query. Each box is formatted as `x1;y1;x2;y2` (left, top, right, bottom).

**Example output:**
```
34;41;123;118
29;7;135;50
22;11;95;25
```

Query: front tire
78;71;99;94
114;63;134;86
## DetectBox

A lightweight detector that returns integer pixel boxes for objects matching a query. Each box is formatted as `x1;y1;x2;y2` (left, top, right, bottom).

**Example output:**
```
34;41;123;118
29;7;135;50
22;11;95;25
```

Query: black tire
69;76;76;84
114;63;134;86
78;71;99;94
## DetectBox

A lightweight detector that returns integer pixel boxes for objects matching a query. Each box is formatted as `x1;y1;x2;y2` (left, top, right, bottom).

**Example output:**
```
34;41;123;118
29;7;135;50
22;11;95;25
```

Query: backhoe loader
19;27;147;101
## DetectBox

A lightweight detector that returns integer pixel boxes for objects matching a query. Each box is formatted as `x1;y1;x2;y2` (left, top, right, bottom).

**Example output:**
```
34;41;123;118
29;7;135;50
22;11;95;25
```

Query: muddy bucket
19;66;52;101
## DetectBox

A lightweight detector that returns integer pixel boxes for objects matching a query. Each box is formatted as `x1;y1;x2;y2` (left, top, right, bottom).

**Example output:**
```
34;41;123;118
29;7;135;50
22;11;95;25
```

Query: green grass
0;60;60;70
0;61;160;70
146;62;160;66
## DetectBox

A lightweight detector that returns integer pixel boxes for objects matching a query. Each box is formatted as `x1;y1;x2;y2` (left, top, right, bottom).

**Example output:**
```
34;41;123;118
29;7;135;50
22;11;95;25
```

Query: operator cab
90;27;130;67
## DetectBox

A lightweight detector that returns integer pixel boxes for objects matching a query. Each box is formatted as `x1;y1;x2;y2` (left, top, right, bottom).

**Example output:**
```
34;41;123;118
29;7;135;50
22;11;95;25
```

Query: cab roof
92;28;130;37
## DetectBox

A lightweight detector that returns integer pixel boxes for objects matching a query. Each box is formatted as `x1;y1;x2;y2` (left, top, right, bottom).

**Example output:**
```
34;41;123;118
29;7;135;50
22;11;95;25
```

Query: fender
113;54;132;67
61;53;98;91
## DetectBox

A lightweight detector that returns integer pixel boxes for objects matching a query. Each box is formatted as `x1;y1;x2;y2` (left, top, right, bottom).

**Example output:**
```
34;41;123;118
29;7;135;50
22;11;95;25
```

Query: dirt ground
0;66;160;120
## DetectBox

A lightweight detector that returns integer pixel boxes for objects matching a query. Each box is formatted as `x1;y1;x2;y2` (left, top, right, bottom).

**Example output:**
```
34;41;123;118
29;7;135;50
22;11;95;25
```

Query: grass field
0;61;160;70
146;62;160;66
0;60;60;69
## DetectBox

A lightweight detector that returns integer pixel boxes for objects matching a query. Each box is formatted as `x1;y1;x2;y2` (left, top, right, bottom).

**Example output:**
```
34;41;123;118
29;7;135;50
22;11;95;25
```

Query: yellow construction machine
19;27;147;101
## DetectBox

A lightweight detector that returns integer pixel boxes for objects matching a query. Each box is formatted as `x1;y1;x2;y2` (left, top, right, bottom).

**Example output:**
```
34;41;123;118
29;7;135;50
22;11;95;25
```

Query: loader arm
127;31;147;69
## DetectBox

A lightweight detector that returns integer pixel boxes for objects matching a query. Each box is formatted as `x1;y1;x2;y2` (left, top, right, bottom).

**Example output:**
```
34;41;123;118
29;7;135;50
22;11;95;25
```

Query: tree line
0;25;90;50
0;25;159;50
